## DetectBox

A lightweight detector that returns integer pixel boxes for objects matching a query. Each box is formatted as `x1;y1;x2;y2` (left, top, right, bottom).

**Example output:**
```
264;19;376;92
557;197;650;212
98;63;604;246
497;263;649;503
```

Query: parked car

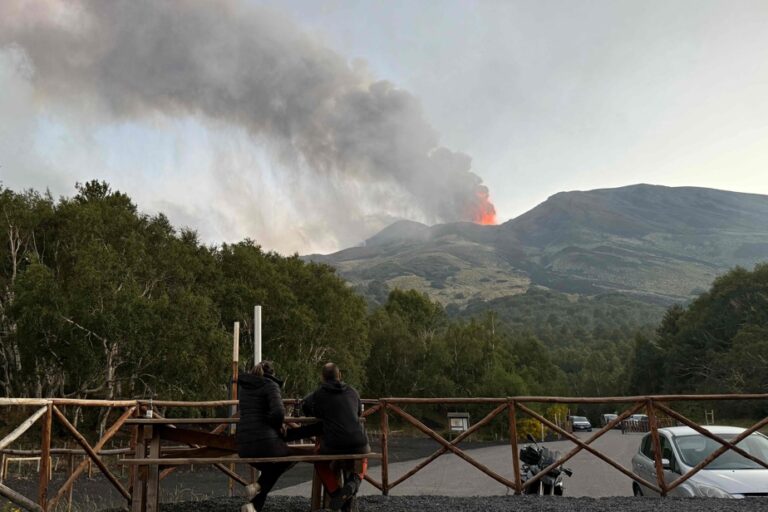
568;416;592;432
623;414;649;432
631;426;768;498
601;413;621;429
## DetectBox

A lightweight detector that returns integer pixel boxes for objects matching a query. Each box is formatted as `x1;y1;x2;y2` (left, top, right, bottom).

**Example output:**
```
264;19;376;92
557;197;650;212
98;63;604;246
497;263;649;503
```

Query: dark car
569;415;592;432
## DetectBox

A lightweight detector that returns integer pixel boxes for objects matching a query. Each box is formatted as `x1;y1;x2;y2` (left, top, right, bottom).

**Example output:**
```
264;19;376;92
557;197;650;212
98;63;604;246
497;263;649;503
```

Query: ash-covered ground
4;436;767;511
145;495;768;512
1;438;503;510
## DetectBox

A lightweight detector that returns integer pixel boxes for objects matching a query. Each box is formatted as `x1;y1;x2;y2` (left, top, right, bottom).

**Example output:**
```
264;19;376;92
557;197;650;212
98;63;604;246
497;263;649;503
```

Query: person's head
322;362;341;382
260;360;276;377
251;360;275;377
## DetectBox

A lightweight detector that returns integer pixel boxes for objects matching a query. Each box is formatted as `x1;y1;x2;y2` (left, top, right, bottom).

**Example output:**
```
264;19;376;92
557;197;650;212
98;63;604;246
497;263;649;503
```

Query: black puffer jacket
302;380;368;454
236;373;286;451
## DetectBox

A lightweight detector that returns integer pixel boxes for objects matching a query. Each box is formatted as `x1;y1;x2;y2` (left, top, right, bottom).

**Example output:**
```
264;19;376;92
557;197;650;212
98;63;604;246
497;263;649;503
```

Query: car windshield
673;432;768;470
573;416;588;422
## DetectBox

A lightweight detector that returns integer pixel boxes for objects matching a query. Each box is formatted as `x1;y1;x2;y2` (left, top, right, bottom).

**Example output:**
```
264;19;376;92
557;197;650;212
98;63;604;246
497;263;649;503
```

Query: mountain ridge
307;184;768;307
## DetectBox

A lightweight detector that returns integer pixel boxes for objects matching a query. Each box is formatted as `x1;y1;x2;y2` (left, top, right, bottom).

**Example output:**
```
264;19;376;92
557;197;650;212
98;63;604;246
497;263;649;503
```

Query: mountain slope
308;185;768;306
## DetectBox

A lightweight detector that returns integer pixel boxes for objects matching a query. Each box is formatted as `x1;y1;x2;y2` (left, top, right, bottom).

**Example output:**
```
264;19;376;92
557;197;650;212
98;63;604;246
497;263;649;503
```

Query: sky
1;0;767;254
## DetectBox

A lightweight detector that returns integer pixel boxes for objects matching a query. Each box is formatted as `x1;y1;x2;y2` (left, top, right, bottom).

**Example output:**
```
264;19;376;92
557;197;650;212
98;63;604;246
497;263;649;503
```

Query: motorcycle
519;434;573;495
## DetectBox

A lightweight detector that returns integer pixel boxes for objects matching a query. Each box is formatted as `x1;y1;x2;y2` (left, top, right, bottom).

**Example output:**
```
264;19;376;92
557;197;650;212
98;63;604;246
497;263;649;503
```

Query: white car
631;426;768;498
622;414;649;431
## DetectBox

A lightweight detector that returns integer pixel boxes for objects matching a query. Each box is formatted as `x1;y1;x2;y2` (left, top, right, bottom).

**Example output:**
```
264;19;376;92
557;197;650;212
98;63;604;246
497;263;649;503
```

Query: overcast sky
2;0;767;254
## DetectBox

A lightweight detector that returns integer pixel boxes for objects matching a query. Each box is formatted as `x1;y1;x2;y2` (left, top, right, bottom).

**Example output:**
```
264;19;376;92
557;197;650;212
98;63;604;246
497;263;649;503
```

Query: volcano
306;184;768;307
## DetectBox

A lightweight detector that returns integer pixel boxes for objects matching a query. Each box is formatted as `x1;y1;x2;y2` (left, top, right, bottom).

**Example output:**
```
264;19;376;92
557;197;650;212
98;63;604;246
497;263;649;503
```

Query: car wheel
633;483;643;497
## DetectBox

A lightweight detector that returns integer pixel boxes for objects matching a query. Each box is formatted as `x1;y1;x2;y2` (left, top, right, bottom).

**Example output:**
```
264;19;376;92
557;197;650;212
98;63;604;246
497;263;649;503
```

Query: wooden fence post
130;422;146;512
38;403;53;509
646;399;667;497
508;400;521;495
229;322;240;498
145;426;161;512
380;401;389;496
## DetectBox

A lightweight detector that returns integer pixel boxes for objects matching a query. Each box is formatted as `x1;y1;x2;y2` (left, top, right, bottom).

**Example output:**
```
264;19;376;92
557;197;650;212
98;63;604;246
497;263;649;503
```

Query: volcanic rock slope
309;185;768;306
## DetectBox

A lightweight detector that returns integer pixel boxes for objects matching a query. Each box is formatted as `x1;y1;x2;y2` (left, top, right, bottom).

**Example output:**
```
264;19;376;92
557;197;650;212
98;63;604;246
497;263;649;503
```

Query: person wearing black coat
236;361;292;512
301;363;369;510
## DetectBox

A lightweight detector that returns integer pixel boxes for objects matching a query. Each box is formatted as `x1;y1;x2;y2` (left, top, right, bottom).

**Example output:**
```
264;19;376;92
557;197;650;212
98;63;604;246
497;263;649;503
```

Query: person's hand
286;421;300;429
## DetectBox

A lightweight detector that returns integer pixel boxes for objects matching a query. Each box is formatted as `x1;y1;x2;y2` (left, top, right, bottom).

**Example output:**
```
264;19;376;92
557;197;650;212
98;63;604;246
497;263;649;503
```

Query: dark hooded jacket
236;373;288;457
302;380;368;454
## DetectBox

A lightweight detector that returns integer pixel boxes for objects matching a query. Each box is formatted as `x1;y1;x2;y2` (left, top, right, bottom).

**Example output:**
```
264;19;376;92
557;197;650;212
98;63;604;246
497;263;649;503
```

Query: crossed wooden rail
1;394;767;511
372;395;768;497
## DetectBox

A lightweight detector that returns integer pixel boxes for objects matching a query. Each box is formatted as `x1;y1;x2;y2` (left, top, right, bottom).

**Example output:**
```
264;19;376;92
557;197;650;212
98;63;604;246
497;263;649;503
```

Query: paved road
274;430;643;497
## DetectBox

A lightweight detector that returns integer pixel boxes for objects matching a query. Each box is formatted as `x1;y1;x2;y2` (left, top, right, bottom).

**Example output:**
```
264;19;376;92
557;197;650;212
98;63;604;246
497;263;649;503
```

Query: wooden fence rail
1;394;767;510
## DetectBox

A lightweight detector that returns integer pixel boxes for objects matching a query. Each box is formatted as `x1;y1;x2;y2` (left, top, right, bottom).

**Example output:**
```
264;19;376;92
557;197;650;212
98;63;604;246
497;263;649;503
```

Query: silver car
631;426;768;498
569;416;592;432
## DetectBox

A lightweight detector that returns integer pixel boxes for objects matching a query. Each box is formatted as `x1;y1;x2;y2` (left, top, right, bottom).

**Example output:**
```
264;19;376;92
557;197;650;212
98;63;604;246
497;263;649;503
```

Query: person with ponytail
236;361;292;512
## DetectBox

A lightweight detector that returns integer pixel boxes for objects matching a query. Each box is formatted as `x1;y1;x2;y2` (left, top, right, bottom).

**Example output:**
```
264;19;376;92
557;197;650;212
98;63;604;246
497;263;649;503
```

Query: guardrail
1;394;767;510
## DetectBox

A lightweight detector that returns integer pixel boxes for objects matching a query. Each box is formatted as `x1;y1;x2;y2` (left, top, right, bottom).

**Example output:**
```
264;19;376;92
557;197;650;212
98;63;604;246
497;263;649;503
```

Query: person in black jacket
236;361;292;512
302;362;369;510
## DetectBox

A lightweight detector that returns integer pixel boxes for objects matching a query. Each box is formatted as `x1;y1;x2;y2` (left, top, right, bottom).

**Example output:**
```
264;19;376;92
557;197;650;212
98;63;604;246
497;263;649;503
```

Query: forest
2;182;766;411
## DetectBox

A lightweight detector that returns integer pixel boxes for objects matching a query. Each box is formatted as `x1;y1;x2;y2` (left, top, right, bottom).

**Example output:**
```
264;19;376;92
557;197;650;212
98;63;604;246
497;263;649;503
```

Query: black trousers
239;438;292;511
250;460;293;510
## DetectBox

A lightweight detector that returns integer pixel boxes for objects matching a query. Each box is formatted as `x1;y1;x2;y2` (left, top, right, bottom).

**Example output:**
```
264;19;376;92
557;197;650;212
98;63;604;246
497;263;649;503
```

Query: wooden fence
1;394;767;510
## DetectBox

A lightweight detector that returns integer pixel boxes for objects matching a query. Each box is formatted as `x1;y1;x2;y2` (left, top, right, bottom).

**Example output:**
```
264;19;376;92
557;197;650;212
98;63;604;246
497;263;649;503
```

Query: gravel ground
4;435;766;511
148;495;768;512
1;438;504;510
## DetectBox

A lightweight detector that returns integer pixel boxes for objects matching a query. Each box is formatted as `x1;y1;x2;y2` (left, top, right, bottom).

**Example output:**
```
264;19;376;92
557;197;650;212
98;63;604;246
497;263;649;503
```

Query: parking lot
274;430;643;497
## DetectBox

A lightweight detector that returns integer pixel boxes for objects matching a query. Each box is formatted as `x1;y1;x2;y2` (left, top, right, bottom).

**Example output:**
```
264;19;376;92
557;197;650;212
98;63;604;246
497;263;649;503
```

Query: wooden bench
121;417;377;511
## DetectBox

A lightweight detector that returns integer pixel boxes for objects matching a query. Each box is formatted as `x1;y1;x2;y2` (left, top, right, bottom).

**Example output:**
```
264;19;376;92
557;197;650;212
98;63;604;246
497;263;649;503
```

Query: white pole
254;305;262;365
233;321;240;363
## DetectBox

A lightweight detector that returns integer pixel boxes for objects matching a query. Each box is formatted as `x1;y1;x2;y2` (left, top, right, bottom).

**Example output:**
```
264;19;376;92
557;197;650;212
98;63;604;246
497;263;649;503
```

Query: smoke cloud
0;0;495;252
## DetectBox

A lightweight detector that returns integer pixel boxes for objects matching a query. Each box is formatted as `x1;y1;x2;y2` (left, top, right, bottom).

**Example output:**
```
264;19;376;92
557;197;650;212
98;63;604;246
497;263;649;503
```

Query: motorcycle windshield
541;447;561;466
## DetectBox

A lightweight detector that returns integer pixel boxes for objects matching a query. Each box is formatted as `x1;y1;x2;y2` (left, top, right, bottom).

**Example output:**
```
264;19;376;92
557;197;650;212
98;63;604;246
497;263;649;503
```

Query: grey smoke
0;0;494;248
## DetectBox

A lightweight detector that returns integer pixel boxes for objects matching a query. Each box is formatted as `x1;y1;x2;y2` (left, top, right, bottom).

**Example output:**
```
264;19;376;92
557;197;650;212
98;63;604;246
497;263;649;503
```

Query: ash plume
0;0;495;251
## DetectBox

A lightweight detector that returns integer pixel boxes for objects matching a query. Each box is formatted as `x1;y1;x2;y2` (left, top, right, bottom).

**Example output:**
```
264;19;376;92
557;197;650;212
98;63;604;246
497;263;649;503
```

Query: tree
625;334;664;394
633;264;768;396
365;290;444;397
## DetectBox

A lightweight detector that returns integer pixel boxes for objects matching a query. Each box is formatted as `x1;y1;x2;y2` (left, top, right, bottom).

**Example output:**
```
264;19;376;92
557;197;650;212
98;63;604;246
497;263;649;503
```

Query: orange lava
476;210;497;225
473;187;497;225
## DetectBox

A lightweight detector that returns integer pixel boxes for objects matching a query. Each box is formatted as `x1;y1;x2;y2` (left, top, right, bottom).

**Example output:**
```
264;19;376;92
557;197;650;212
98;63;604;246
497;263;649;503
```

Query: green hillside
309;184;768;307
